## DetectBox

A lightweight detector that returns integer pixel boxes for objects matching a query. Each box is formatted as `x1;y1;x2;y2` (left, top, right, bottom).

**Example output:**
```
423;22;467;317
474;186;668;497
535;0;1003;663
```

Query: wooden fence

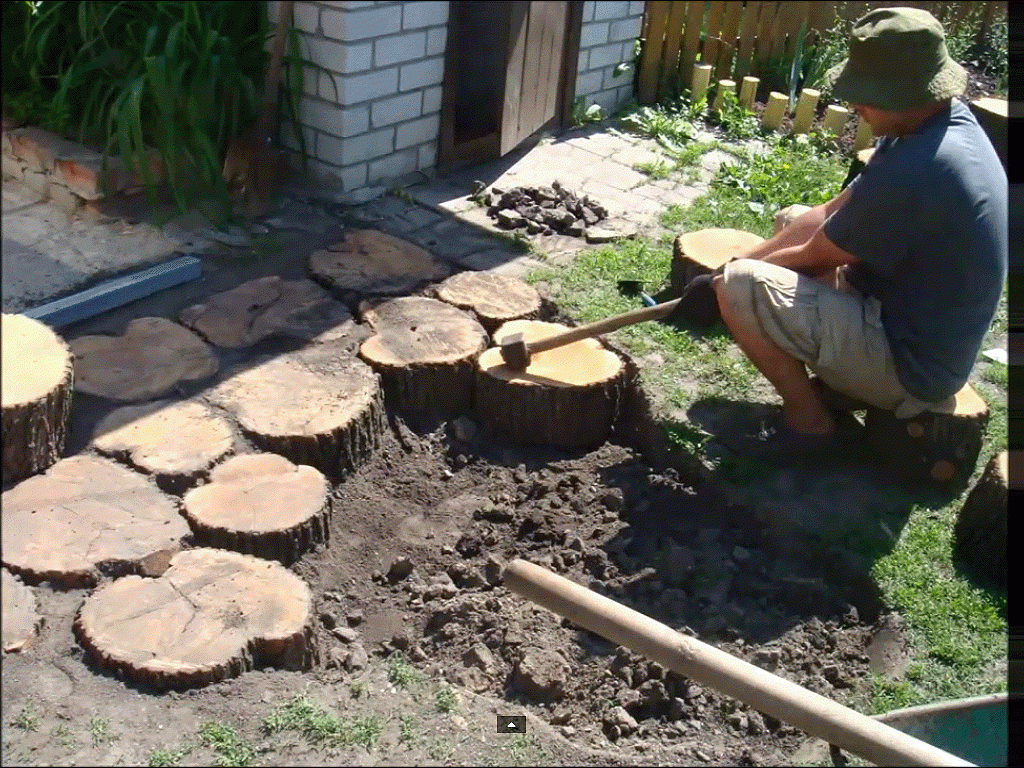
637;0;1008;105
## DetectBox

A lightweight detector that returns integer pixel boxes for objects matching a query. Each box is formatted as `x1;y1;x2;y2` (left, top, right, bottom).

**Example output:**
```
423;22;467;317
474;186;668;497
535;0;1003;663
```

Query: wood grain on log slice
182;454;330;564
206;346;384;478
73;548;314;690
435;271;541;333
359;297;487;417
70;317;217;402
669;228;765;295
178;276;354;349
92;400;234;494
309;229;451;298
3;568;43;653
954;450;1008;587
2;313;74;485
476;320;626;449
864;384;989;486
1;456;189;587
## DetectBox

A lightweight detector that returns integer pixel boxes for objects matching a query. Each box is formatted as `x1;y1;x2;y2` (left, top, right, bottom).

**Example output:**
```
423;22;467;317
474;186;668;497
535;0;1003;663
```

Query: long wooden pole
503;559;974;768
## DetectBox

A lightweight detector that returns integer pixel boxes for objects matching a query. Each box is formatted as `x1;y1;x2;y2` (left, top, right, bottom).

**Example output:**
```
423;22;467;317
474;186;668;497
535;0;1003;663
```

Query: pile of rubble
472;180;609;238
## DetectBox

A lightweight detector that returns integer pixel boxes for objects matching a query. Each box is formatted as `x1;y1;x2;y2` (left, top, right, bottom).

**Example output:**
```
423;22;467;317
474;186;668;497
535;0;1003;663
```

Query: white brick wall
371;91;422;127
374;30;427;67
402;1;449;30
573;1;643;120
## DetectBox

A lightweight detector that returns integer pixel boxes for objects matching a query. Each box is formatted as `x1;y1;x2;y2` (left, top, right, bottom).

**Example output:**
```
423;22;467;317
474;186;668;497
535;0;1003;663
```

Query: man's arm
739;186;854;261
761;223;860;273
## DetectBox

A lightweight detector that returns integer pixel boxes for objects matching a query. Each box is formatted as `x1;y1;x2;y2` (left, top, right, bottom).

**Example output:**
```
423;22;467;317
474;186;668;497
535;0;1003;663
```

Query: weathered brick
418;142;437;170
594;1;631;21
372;91;423;127
583;0;596;22
399;57;445;91
339;162;368;190
302;100;344;137
317;133;345;166
422;85;443;114
374;30;427;67
2;152;27;182
340;105;371;136
338;128;396;165
609;16;642;42
578;49;589;73
603;64;630;90
323;5;402;41
341;67;400;104
588;42;625;69
396;114;440;149
402;0;448;30
575;70;604;96
426;26;448;56
629;1;646;16
368;149;418;184
53;151;163;199
8;127;97;173
47;182;83;214
294;3;320;34
22;169;51;197
580;21;610;48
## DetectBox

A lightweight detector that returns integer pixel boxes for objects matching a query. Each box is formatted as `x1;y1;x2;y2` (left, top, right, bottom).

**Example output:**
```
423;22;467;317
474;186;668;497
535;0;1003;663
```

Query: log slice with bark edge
669;228;766;295
3;568;43;653
178;276;355;349
91;400;235;494
863;383;990;486
434;271;542;334
2;313;74;485
69;317;218;402
205;346;384;479
953;450;1010;587
182;453;331;565
73;548;315;691
476;320;626;449
1;455;189;587
359;296;488;417
308;229;451;299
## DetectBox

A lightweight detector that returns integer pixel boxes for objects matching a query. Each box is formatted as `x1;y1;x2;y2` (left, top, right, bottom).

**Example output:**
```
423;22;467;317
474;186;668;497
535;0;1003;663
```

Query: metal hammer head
498;332;530;370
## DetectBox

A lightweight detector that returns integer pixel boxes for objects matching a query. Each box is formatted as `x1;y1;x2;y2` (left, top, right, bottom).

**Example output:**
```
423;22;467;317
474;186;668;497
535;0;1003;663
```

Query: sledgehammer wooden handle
526;299;680;355
503;559;972;768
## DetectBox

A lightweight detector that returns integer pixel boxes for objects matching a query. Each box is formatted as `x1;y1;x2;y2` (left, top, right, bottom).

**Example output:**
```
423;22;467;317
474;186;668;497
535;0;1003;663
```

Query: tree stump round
669;228;765;295
1;456;189;587
182;454;331;564
91;400;235;494
864;384;989;486
434;271;541;333
475;320;626;449
953;450;1009;587
70;317;218;402
178;276;354;349
3;568;42;653
73;548;315;690
2;313;74;485
206;346;384;479
309;229;451;300
358;296;488;418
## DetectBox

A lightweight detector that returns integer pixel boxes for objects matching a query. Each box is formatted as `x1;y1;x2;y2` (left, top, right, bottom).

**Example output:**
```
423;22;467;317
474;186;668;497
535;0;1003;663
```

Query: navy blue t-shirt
823;100;1008;403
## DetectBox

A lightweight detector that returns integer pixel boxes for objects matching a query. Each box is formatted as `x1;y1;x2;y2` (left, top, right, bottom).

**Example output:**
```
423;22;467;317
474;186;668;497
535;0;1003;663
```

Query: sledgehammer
498;298;681;370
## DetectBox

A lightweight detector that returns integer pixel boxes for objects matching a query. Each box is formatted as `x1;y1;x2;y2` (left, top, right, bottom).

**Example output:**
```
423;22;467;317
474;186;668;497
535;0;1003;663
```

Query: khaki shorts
720;259;953;418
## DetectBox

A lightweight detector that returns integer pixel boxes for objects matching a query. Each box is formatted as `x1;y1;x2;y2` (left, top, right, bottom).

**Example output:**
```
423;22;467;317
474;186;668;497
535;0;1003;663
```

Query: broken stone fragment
388;556;415;582
497;209;525;228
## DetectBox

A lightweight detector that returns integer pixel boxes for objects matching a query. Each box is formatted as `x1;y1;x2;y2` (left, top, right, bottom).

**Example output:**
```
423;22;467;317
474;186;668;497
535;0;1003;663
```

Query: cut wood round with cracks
669;228;765;295
953;450;1008;587
359;296;488;417
73;548;315;691
475;320;626;449
182;454;331;565
1;456;189;587
2;313;74;485
3;568;43;653
206;346;385;479
308;229;451;298
434;271;542;333
91;400;235;494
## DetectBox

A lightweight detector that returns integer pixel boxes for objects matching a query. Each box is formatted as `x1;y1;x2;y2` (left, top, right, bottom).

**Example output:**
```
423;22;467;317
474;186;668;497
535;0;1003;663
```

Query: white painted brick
338;128;396;165
303;37;344;73
576;70;604;96
294;3;320;33
588;42;624;69
339;162;368;190
402;1;448;30
593;1;631;21
422;85;443;114
589;89;620;115
340;105;370;135
371;91;422;127
578;50;590;73
399;57;445;91
317;69;342;100
609;16;642;42
336;2;376;9
418;142;436;170
340;67;399;104
426;26;448;56
317;133;344;165
583;1;596;22
618;84;633;104
307;158;342;185
302;99;344;136
580;21;610;48
629;1;646;16
368;148;418;183
281;122;316;154
304;67;320;97
323;5;401;41
374;30;427;67
603;64;630;90
395;114;440;149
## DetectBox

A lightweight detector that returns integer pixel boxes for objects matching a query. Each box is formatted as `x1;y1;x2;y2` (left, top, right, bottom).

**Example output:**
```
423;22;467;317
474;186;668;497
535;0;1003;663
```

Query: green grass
148;745;191;767
10;705;39;732
89;716;109;747
387;652;422;690
198;722;257;767
262;694;380;751
51;724;74;749
434;685;457;714
398;714;418;746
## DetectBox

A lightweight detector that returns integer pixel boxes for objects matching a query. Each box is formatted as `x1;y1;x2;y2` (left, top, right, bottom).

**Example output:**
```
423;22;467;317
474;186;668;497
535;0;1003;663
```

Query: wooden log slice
178;276;355;349
70;317;218;402
2;313;74;485
206;346;384;479
309;229;451;299
435;271;542;333
182;454;330;564
1;456;189;587
73;548;314;690
3;568;43;653
359;296;488;417
669;228;765;295
476;320;626;449
953;450;1008;587
91;400;235;494
864;384;990;486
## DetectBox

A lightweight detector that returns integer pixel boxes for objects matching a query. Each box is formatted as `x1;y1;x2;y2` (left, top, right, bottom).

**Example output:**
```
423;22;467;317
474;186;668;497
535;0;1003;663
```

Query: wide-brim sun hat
822;6;967;111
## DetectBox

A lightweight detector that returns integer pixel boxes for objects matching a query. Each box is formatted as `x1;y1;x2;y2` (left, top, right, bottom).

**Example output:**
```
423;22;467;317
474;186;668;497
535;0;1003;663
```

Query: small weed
635;159;672;180
397;714;418;746
349;681;365;699
434;685;457;714
982;362;1007;389
387;652;422;689
712;89;760;141
51;723;74;748
263;694;380;751
89;716;109;747
11;705;39;732
390;187;416;204
198;722;257;767
570;96;603;126
509;733;544;765
148;745;191;767
428;737;455;762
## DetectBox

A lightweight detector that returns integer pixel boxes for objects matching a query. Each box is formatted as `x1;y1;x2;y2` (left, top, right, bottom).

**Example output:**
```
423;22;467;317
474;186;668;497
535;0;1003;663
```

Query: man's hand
663;263;727;328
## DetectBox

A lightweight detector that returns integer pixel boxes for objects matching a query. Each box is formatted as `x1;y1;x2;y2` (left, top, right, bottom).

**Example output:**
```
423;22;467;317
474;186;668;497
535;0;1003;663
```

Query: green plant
803;11;855;98
262;694;380;750
89;717;109;746
198;722;257;767
397;714;418;746
387;652;422;689
434;685;457;714
428;738;454;762
11;705;39;732
570;96;603;126
635;159;671;180
349;681;365;699
51;724;74;748
149;745;191;767
713;89;759;141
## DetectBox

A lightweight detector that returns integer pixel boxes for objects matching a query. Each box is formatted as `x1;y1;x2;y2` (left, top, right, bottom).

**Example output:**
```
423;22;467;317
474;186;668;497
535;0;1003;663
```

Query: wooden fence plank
782;1;810;62
660;1;690;98
715;0;744;83
637;0;672;104
679;1;706;90
755;1;778;64
767;1;791;62
702;1;727;68
735;1;762;82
